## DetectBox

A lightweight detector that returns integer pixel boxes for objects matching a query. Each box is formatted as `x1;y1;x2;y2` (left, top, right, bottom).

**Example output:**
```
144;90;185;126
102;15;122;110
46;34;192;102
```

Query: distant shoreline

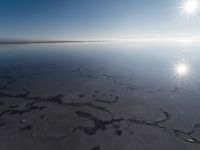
0;40;112;45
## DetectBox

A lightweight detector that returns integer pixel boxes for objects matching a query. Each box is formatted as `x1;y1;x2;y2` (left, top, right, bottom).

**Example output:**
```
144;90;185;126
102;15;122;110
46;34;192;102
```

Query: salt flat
0;42;200;150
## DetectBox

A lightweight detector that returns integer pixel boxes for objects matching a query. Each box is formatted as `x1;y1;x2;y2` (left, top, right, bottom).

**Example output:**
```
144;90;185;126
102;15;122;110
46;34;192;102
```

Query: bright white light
184;0;198;13
176;64;189;75
182;0;199;15
171;62;192;83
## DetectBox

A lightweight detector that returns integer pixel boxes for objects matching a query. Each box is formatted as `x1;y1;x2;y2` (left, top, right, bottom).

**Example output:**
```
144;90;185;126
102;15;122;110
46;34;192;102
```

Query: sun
181;0;199;16
176;64;188;74
184;0;198;13
175;63;189;76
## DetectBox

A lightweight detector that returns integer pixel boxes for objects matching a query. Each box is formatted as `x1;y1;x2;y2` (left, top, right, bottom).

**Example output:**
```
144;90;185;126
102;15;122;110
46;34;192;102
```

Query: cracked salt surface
0;43;200;150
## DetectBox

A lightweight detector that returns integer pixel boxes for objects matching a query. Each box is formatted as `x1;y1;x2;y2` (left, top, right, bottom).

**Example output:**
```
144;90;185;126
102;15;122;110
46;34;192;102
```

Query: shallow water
0;42;200;150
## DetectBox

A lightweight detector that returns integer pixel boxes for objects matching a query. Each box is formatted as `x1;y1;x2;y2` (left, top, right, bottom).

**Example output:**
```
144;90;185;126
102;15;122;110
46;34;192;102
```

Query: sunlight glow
181;0;199;16
184;0;198;13
176;64;189;76
170;60;193;85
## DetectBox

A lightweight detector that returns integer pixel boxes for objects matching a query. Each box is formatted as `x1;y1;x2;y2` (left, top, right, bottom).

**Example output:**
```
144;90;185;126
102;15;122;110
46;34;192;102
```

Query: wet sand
0;42;200;150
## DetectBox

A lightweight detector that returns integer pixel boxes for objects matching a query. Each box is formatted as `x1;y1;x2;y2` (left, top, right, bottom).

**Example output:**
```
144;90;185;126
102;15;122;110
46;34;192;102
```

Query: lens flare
175;63;189;76
176;64;188;75
181;0;200;17
184;0;198;13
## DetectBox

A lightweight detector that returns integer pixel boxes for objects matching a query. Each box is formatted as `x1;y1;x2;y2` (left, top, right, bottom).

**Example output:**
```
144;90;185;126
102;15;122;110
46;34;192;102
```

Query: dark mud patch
115;130;122;136
78;94;86;98
91;146;100;150
20;125;32;132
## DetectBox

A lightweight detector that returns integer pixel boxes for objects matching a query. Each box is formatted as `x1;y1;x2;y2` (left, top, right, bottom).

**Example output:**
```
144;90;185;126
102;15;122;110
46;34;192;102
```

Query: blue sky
0;0;200;40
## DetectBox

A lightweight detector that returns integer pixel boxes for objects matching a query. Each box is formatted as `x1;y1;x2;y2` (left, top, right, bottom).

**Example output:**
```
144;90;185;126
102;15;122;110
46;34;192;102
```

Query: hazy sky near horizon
0;0;200;40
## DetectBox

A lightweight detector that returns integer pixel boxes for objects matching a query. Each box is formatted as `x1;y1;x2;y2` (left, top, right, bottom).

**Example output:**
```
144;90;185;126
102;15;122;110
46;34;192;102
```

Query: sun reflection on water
175;63;189;76
171;61;192;85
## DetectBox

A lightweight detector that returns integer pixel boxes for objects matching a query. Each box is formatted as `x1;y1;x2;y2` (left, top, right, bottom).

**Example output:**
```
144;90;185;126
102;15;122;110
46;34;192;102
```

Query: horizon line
1;37;200;44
